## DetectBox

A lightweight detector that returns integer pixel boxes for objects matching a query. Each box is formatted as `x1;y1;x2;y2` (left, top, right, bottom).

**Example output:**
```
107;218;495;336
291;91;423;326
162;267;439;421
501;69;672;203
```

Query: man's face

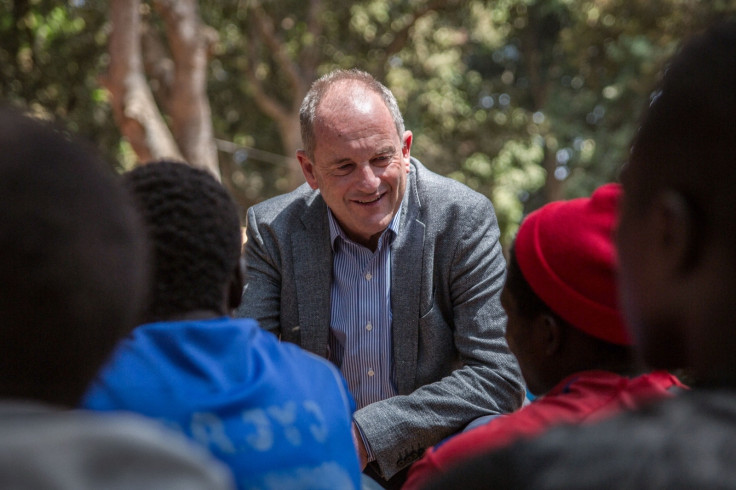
297;87;411;250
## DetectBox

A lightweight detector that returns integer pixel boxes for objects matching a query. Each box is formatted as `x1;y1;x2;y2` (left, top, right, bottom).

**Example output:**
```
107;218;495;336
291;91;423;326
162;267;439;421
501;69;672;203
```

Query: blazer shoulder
248;183;323;227
411;159;493;218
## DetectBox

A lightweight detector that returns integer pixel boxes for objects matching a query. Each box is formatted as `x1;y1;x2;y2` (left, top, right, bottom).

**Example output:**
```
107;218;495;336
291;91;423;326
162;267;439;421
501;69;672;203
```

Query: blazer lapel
292;195;333;357
391;164;425;394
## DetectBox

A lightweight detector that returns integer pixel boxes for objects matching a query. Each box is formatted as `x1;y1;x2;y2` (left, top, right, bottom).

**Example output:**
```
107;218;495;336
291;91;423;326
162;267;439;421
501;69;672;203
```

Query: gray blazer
237;158;524;479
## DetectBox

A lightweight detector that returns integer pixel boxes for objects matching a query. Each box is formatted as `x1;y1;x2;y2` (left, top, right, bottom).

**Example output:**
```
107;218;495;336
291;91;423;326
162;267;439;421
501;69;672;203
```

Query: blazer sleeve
235;206;283;335
353;195;525;479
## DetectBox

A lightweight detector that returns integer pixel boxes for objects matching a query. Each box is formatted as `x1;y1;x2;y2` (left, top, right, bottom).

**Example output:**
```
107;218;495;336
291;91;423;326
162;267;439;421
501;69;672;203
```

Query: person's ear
401;131;413;172
297;150;319;190
651;190;699;275
533;313;563;356
227;256;246;311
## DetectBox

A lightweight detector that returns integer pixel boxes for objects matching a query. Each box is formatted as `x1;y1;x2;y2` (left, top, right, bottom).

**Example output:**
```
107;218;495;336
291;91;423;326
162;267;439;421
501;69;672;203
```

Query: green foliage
0;1;119;166
2;0;735;247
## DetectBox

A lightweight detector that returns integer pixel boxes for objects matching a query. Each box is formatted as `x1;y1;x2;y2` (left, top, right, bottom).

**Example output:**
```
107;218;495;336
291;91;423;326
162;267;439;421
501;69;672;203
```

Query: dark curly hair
124;161;242;321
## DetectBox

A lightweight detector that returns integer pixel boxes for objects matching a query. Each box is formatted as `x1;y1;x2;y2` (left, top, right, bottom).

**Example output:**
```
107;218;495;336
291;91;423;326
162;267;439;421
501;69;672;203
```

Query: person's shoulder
250;324;343;378
529;391;736;487
517;391;729;465
241;323;354;408
429;391;736;489
410;158;493;222
410;158;496;233
248;182;322;222
0;403;234;489
412;158;489;205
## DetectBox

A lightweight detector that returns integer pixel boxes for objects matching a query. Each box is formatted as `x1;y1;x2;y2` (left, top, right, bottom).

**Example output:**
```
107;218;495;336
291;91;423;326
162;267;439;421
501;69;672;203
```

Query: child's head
616;21;736;383
0;108;149;406
123;160;243;322
505;184;634;395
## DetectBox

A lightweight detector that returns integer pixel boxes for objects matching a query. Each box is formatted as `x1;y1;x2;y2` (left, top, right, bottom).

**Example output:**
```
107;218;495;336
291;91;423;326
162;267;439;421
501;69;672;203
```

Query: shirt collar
328;203;403;251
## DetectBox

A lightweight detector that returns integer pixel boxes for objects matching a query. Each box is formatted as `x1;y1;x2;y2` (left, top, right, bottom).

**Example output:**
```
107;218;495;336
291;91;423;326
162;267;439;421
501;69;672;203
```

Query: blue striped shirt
327;207;402;410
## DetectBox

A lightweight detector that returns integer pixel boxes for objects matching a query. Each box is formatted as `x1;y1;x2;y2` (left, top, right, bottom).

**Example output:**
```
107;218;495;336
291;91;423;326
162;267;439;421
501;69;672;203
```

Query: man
403;184;684;489
423;20;736;489
236;69;524;485
84;161;361;490
0;108;232;489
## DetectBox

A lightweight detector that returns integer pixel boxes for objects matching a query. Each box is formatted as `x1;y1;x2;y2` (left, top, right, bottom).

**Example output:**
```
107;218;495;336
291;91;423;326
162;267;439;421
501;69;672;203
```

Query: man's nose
355;163;380;190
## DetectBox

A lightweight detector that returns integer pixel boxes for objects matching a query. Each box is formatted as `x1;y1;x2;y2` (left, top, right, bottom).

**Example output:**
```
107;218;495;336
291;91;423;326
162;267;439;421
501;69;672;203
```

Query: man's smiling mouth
356;193;384;204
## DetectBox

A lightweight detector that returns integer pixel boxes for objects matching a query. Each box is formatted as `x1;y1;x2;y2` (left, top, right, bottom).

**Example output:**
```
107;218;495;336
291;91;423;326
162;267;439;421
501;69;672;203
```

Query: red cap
514;183;630;345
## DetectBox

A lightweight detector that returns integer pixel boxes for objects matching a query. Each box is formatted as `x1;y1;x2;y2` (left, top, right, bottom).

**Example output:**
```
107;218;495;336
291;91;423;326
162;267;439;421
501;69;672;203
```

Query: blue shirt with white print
83;317;360;490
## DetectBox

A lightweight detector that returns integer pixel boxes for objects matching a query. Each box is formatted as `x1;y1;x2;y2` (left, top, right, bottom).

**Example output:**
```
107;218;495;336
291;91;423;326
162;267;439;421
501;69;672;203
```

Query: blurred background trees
2;0;733;247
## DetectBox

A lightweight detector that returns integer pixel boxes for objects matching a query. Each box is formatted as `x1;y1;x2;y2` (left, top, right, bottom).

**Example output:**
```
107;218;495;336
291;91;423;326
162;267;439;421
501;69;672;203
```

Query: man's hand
352;422;369;470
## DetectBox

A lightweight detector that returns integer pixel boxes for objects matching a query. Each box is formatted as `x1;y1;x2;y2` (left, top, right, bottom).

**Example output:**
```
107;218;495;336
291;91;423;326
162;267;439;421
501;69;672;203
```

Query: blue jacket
83;317;361;490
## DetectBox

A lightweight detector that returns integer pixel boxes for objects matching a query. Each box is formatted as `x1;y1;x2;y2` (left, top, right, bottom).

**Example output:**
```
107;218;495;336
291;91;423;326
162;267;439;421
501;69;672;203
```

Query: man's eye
334;164;353;175
373;155;391;165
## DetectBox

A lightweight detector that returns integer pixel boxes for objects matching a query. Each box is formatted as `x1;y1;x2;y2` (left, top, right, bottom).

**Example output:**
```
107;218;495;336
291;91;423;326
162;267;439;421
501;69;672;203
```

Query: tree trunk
521;5;565;205
155;0;220;179
106;0;220;180
542;148;564;202
105;0;183;165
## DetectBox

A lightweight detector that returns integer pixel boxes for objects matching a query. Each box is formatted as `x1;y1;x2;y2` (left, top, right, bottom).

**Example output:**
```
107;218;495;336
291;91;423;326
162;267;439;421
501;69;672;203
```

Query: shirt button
366;322;373;331
368;369;375;377
365;272;373;281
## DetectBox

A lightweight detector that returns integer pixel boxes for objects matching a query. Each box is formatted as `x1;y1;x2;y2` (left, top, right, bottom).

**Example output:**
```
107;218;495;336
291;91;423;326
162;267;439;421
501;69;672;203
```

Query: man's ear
402;131;413;172
296;150;319;190
534;314;563;356
227;256;246;311
651;190;699;274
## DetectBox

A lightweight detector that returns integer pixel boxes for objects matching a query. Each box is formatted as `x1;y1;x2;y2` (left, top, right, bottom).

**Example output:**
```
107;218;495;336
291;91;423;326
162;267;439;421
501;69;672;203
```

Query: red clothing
403;370;685;490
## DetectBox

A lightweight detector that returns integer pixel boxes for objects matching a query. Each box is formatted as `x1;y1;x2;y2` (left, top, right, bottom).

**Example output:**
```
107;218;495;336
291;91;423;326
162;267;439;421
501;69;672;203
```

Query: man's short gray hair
299;68;405;160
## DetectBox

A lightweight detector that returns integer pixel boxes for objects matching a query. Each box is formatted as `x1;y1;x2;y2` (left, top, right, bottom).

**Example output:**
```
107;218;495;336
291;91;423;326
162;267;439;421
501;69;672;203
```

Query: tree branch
244;26;292;123
299;0;324;87
105;0;182;164
373;0;460;79
154;0;220;178
249;2;304;100
242;8;305;188
140;18;174;108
